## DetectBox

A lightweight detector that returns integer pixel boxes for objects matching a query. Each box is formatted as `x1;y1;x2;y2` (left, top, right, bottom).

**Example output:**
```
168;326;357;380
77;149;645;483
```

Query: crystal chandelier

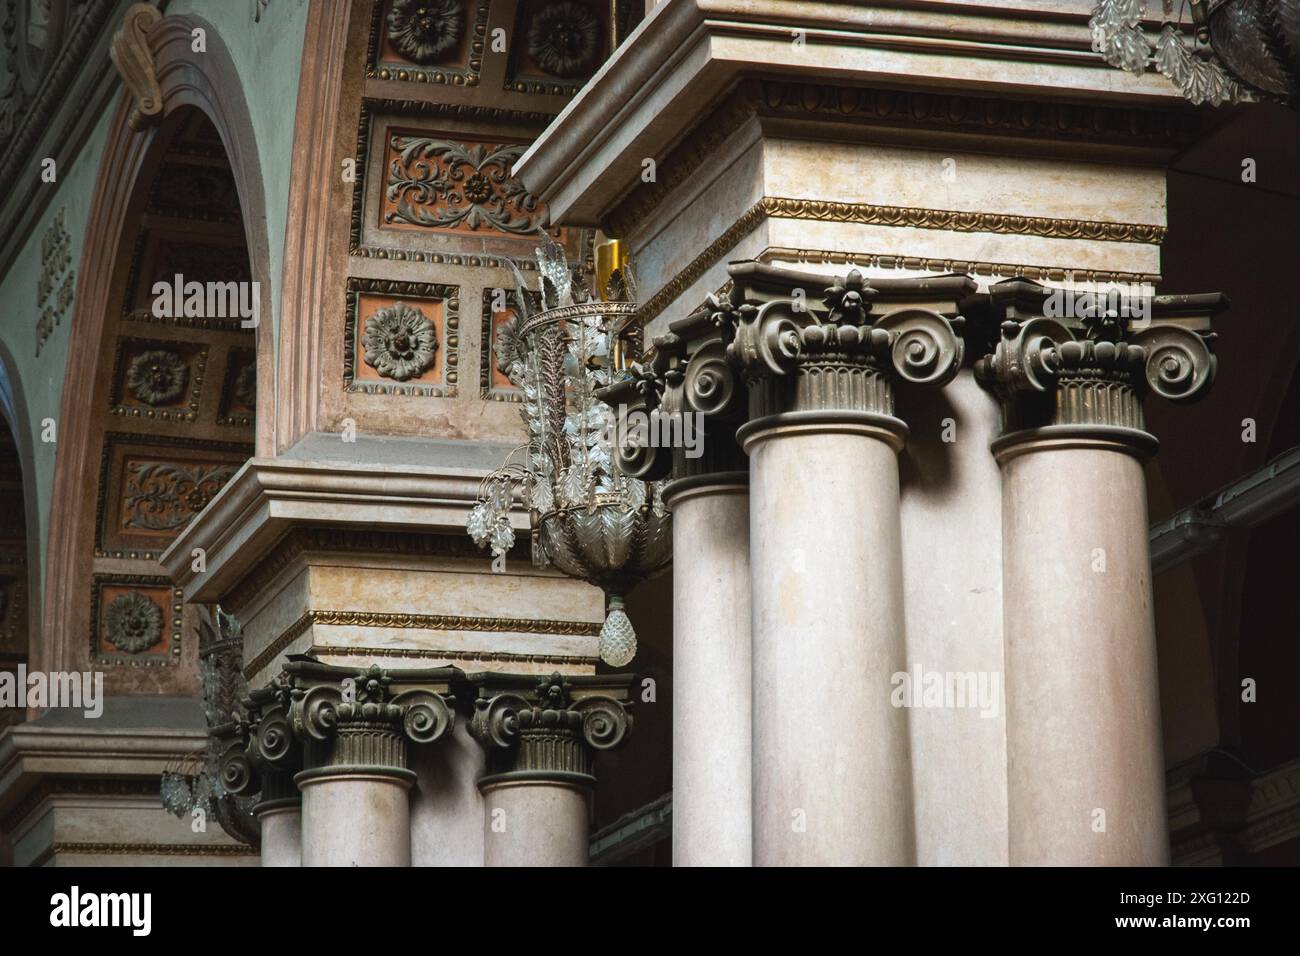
1090;0;1300;106
467;234;672;667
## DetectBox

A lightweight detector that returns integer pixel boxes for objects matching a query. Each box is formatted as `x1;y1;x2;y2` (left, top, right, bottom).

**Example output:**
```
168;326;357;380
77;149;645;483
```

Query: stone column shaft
978;281;1223;866
667;480;751;866
1001;438;1166;865
469;672;634;867
747;422;913;865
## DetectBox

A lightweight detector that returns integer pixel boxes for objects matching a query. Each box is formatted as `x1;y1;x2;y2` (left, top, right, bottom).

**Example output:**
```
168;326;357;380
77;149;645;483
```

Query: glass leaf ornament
466;231;672;668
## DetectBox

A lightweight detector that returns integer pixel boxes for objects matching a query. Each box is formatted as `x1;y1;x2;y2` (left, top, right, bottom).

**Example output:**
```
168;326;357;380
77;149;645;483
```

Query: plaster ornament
387;0;465;64
104;591;164;654
527;1;600;78
362;301;438;381
126;349;188;405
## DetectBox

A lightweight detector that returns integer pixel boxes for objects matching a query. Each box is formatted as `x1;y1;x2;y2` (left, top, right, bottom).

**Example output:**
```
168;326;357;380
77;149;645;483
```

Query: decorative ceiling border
636;197;1166;326
246;608;603;680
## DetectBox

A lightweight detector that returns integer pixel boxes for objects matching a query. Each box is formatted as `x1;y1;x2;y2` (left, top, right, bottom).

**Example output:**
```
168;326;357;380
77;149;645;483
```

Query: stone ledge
159;441;530;604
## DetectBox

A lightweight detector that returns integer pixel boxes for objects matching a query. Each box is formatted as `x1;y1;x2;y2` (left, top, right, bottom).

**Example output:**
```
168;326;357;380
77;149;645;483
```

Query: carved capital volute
466;671;634;790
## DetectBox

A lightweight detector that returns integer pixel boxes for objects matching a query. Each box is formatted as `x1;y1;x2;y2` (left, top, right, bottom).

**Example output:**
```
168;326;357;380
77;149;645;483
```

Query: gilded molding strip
762;197;1166;244
246;609;603;679
760;248;1162;287
637;197;1166;325
310;645;600;667
44;843;257;859
637;201;769;326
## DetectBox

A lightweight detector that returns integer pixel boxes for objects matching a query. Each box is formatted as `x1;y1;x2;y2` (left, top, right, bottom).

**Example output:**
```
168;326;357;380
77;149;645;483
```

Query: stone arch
43;14;272;676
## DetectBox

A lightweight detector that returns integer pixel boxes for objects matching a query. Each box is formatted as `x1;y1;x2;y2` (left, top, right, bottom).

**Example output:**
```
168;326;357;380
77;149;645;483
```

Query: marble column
977;281;1222;865
295;705;418;868
717;264;966;865
469;672;634;867
665;479;751;866
603;315;753;866
252;772;301;867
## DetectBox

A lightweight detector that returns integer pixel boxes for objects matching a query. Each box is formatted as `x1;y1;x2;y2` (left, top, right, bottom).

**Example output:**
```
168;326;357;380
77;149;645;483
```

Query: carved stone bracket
109;3;164;131
467;671;634;791
973;279;1225;455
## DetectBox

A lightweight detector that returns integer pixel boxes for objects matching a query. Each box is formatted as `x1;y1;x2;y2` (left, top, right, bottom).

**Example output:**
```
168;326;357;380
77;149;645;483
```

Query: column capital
467;671;635;791
217;662;460;796
598;310;749;497
720;262;969;451
974;279;1225;460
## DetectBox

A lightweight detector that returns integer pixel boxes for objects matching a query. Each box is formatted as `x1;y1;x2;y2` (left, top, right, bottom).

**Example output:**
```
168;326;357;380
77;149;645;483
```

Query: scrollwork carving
392;688;455;744
1131;324;1216;403
109;3;163;131
975;280;1222;434
873;309;964;388
575;696;631;751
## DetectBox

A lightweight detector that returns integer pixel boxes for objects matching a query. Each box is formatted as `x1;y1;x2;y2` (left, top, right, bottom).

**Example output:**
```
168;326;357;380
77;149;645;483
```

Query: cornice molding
158;452;526;604
515;1;1194;225
605;79;1195;239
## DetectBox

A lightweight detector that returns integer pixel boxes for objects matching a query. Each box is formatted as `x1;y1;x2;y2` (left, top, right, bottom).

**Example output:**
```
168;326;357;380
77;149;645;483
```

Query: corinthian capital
717;263;969;442
219;661;459;794
467;671;634;789
974;279;1225;443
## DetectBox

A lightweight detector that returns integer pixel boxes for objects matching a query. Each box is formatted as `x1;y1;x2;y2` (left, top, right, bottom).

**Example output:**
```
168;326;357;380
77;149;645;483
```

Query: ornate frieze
96;434;249;559
468;671;634;789
973;278;1225;449
382;133;543;236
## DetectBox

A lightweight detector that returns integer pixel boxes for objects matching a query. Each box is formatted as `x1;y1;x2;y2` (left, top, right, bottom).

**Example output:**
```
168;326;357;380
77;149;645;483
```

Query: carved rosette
974;280;1224;456
386;0;465;65
469;672;633;790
